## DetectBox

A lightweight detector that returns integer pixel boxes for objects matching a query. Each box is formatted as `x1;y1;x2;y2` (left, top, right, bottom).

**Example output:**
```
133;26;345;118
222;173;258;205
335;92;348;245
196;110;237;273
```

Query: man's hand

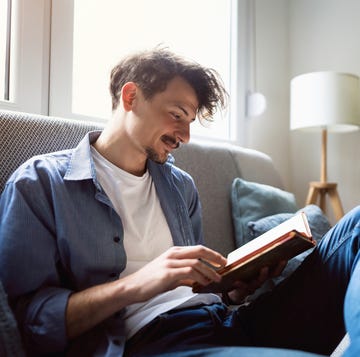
225;260;288;304
66;245;226;339
122;245;227;303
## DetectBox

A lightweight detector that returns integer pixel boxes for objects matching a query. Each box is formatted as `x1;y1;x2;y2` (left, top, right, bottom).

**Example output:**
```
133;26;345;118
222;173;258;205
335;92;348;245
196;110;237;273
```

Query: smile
161;135;180;150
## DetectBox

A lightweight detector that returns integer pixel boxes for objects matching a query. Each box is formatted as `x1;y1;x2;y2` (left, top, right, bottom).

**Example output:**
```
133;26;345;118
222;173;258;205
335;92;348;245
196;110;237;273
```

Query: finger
246;266;269;292
270;260;288;277
168;258;223;283
230;279;249;290
179;279;196;287
228;280;254;299
257;266;270;283
190;246;227;267
170;266;216;287
228;266;272;298
168;246;227;267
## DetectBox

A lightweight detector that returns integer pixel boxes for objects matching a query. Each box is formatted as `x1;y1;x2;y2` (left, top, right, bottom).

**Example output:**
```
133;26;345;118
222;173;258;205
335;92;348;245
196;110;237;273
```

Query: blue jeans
125;206;360;357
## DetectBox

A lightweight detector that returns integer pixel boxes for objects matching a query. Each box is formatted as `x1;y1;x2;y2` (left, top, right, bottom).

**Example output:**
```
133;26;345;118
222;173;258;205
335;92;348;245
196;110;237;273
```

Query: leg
306;186;319;206
124;303;325;356
236;206;360;355
328;188;345;221
343;251;360;356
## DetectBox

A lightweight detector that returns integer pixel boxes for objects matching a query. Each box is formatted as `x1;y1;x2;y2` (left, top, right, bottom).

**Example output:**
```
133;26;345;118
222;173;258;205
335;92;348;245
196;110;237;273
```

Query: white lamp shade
290;72;360;132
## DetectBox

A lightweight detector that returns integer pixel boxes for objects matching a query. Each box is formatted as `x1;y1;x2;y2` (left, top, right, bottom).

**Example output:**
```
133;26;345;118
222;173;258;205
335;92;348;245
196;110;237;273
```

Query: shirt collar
64;130;175;183
64;131;101;184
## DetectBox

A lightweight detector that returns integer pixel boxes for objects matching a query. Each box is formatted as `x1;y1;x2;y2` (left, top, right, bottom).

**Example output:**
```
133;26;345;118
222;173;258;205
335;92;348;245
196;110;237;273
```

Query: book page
227;212;310;265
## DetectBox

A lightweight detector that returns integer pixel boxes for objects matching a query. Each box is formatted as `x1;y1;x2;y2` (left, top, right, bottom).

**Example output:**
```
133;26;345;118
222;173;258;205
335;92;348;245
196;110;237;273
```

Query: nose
176;122;190;144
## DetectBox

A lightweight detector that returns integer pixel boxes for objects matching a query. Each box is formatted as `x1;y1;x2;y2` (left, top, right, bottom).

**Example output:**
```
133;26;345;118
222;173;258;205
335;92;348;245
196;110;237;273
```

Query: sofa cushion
231;178;298;248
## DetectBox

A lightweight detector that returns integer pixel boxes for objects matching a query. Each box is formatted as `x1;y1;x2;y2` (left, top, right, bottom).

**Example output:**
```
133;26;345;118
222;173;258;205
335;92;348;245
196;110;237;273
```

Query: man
0;49;359;357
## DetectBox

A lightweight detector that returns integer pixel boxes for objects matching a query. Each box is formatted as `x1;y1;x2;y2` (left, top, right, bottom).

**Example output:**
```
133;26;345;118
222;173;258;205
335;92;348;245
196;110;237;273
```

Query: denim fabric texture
124;303;325;357
124;207;360;356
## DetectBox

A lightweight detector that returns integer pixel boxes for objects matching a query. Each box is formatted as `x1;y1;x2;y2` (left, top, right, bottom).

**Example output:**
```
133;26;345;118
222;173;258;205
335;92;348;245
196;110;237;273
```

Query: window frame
49;0;249;144
0;0;249;145
0;0;51;114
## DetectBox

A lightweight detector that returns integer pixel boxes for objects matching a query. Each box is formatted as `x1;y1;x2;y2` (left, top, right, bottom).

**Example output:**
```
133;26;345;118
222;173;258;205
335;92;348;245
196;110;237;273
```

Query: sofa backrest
173;140;283;254
0;110;103;193
0;109;283;256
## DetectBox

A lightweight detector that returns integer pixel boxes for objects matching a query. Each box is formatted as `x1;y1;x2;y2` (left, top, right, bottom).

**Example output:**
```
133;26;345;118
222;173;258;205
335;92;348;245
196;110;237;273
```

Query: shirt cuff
24;287;72;354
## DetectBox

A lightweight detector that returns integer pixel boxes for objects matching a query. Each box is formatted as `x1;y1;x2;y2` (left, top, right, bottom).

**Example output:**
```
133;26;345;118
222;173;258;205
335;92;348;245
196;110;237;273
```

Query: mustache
161;135;180;149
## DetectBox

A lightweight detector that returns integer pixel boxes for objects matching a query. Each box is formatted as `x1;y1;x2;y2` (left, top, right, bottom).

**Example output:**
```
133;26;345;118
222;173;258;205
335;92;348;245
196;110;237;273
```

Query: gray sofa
0;109;349;355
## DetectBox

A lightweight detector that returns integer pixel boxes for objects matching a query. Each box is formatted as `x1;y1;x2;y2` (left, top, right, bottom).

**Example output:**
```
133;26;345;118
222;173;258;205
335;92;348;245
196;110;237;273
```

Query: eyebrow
174;104;196;122
176;105;189;116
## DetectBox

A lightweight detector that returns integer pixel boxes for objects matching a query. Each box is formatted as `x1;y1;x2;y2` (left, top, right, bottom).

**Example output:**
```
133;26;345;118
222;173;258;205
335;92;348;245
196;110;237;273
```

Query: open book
192;212;315;293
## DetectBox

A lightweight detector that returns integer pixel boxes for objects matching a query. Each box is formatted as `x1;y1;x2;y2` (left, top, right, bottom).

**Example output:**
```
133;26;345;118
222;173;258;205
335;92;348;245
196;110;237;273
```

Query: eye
171;112;181;120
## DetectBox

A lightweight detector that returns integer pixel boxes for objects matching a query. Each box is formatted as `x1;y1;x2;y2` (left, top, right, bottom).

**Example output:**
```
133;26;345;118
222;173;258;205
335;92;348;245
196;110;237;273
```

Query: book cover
192;212;316;293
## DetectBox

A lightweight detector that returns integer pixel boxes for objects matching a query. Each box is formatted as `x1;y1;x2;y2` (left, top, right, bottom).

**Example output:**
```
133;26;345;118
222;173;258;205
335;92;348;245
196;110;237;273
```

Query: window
1;0;248;142
50;0;246;141
0;0;50;113
0;0;11;101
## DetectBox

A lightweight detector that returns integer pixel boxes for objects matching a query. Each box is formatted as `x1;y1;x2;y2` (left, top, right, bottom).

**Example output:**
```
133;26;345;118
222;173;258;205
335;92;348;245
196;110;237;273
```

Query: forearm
67;245;227;339
66;278;137;339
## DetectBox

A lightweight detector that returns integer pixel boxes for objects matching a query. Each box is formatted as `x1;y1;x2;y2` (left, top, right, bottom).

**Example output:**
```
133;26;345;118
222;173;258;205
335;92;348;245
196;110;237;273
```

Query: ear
121;82;137;111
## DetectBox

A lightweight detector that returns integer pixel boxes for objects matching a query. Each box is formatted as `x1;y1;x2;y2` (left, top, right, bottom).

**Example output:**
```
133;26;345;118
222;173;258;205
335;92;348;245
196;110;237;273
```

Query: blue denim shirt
0;131;204;356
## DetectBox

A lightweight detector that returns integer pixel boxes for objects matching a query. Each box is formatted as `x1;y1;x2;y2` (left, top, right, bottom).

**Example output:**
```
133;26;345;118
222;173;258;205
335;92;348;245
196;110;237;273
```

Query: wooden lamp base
304;128;344;222
305;181;344;221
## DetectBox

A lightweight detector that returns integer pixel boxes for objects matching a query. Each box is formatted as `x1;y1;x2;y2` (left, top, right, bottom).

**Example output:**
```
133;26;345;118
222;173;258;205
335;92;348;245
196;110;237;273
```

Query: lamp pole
305;128;344;221
321;128;327;183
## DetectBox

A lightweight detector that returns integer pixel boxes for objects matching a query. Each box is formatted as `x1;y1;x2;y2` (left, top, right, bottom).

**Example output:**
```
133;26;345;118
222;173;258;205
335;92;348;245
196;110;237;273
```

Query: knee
339;206;360;232
346;206;360;221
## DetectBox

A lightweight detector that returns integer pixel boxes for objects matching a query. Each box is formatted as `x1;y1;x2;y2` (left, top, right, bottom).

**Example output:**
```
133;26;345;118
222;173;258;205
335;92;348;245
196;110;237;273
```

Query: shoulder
4;150;73;192
167;163;200;207
170;162;194;184
160;161;197;197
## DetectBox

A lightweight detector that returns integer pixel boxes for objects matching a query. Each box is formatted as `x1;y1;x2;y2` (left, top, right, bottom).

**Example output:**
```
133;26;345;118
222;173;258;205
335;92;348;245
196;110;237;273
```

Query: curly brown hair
109;48;228;121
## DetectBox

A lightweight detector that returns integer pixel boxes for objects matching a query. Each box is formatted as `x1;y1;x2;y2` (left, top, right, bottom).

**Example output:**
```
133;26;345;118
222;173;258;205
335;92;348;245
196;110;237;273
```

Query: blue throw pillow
247;204;332;284
247;204;331;243
231;178;298;247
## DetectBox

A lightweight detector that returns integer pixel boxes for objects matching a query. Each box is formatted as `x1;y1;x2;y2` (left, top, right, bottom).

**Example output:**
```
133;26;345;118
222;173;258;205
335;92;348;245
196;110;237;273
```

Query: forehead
156;76;199;116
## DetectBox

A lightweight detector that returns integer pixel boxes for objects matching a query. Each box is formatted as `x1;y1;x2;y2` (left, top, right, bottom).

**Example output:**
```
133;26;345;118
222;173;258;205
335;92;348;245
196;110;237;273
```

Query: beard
145;135;179;164
145;147;167;164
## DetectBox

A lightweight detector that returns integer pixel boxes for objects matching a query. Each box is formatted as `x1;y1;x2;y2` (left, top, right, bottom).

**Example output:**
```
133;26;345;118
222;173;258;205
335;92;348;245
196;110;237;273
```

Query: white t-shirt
91;147;221;339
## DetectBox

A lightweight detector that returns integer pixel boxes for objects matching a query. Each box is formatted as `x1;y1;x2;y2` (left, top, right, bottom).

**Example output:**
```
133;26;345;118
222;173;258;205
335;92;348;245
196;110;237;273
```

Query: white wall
289;0;360;220
249;0;360;222
245;0;291;188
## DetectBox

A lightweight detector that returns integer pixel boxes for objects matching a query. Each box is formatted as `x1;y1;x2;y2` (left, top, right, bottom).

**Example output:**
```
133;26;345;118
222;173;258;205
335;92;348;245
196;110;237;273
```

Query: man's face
129;76;199;164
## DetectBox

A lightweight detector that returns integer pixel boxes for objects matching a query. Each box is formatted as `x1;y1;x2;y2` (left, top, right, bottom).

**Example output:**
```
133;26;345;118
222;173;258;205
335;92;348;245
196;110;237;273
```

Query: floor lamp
290;72;360;221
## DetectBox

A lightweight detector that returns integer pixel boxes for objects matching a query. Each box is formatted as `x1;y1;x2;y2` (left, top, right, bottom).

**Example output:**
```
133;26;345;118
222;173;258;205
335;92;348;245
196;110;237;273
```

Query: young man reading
0;49;359;357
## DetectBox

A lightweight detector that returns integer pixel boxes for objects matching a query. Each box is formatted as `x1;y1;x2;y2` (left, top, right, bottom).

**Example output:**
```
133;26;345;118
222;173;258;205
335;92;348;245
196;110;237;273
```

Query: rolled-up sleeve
20;287;71;353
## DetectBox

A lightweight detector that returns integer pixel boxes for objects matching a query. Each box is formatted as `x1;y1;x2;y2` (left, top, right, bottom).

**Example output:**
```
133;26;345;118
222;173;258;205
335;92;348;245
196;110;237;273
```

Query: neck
93;120;147;177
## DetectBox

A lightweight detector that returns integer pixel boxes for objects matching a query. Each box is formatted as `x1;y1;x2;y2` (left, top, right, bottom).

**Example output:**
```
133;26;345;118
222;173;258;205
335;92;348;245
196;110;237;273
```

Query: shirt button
113;236;120;243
